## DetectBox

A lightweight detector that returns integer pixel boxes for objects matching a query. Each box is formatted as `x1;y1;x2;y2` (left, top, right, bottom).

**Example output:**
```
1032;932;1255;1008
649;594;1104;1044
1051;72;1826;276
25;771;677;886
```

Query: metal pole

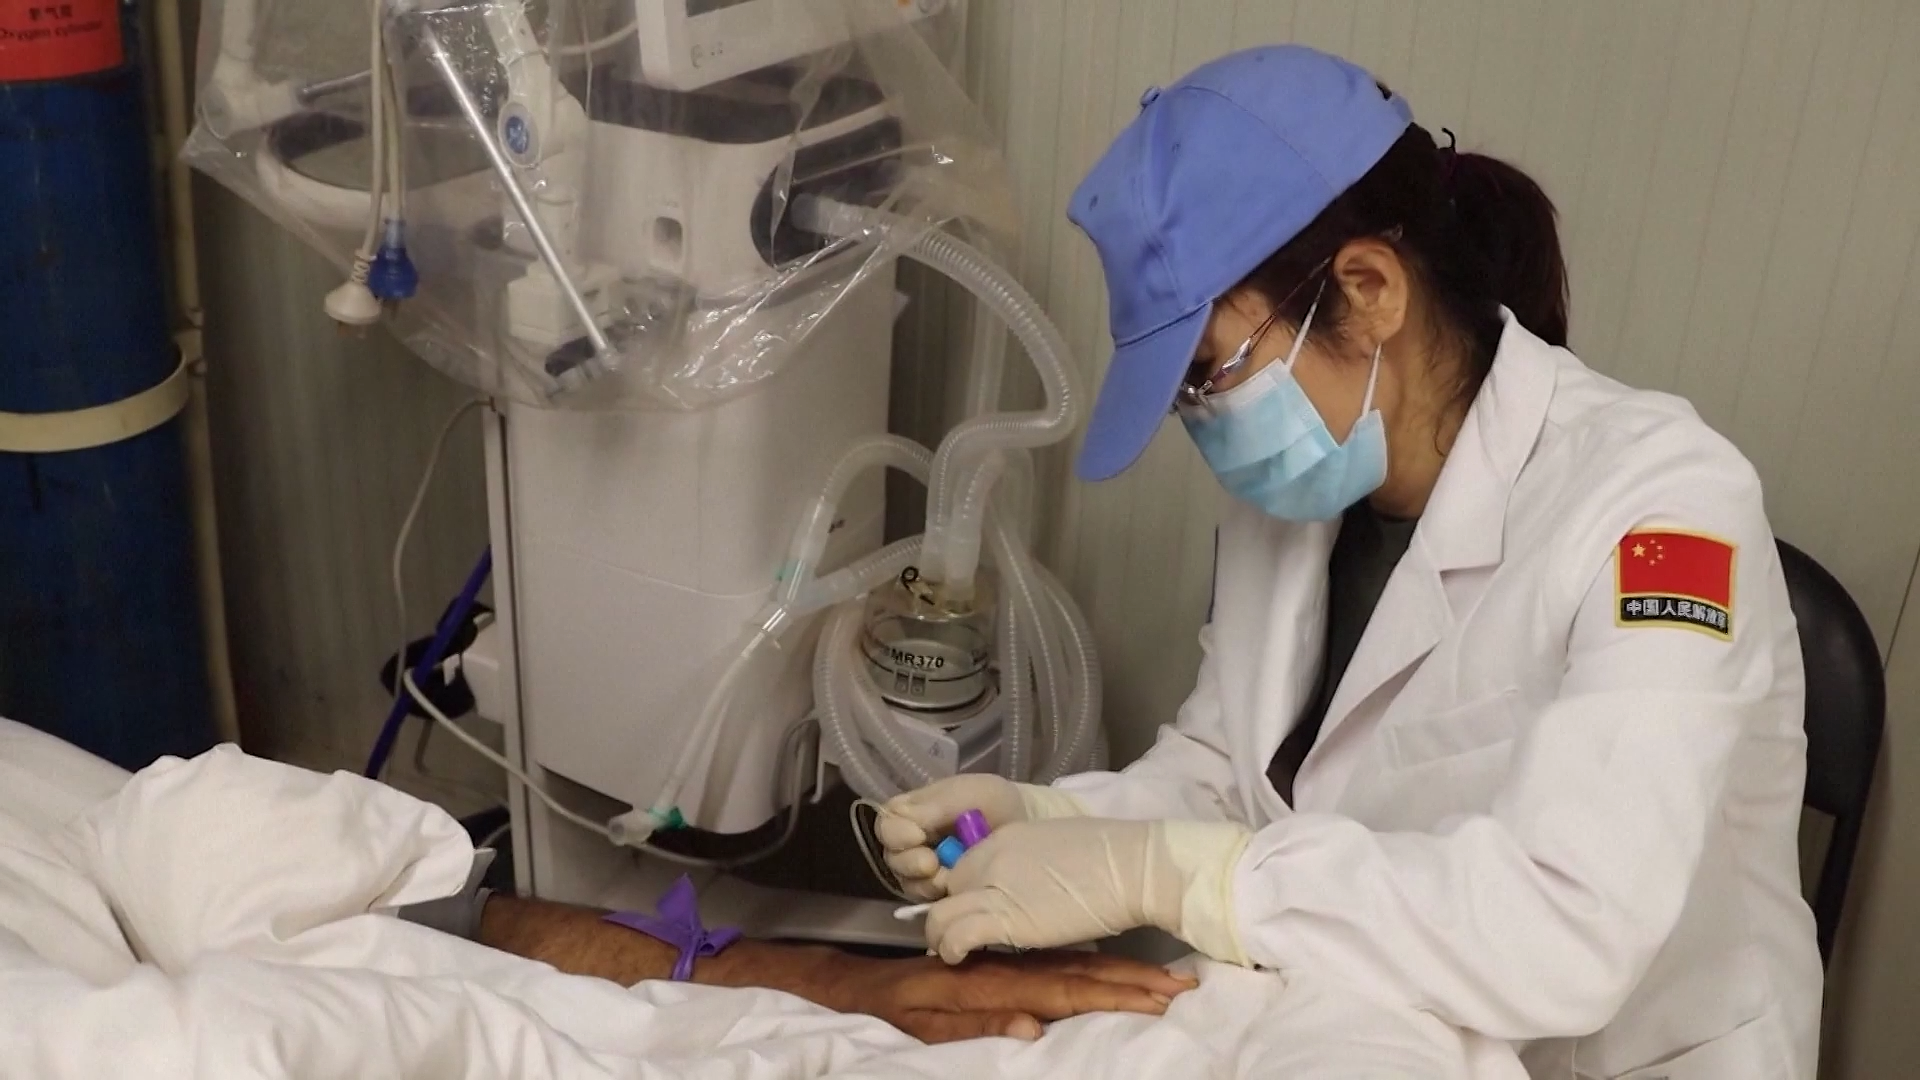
298;69;375;104
416;23;613;360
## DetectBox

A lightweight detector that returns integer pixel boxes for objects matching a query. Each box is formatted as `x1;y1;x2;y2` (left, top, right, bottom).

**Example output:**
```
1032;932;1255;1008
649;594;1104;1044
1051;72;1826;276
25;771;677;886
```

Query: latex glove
922;816;1254;967
875;775;1088;901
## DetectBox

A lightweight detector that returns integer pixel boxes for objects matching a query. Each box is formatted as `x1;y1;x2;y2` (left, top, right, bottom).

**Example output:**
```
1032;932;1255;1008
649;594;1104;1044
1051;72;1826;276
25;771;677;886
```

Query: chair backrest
1775;539;1885;966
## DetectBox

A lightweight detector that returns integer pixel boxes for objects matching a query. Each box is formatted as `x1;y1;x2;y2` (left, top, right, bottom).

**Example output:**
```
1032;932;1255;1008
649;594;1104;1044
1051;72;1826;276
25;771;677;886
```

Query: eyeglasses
1173;311;1277;412
1173;233;1409;414
1173;262;1332;415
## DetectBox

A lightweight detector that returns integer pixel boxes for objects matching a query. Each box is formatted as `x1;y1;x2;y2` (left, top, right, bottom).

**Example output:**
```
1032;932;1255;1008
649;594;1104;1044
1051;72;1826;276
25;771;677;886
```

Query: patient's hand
802;949;1197;1044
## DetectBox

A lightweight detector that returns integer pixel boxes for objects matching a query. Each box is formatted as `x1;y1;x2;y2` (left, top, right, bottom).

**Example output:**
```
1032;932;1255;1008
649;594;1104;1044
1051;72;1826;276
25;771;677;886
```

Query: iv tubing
358;0;387;257
774;435;930;611
1034;550;1102;781
381;42;406;221
616;534;928;843
812;492;1097;800
365;547;492;779
616;438;934;844
791;198;1081;592
626;214;1102;823
817;606;906;800
989;494;1096;783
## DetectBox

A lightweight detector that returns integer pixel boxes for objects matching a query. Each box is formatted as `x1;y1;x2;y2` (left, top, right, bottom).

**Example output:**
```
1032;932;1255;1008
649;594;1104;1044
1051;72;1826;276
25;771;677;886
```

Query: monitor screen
634;0;945;91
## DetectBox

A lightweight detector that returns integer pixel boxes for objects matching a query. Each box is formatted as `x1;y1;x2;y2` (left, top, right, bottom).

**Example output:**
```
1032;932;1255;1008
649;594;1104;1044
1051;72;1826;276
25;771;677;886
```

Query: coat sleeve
1052;626;1245;824
1219;457;1788;1040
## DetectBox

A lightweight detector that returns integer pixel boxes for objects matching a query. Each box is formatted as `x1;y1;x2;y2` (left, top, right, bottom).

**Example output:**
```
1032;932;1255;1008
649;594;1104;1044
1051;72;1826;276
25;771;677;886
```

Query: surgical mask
1177;297;1389;522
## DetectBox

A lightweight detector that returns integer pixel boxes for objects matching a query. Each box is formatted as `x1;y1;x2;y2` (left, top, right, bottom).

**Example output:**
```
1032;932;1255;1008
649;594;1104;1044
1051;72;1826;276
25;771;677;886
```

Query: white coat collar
1300;312;1560;786
1417;310;1560;572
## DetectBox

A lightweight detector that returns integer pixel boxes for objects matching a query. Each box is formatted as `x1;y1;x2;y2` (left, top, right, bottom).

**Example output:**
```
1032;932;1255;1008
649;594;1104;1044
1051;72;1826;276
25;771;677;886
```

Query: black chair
1776;539;1885;967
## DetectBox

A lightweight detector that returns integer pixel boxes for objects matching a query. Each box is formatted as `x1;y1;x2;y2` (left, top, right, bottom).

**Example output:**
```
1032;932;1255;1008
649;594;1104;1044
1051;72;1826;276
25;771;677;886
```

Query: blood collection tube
895;809;998;919
954;808;991;847
934;808;992;869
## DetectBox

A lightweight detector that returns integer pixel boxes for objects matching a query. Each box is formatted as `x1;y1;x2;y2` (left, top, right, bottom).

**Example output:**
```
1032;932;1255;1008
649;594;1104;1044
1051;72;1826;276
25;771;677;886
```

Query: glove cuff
1152;819;1252;967
1015;784;1089;822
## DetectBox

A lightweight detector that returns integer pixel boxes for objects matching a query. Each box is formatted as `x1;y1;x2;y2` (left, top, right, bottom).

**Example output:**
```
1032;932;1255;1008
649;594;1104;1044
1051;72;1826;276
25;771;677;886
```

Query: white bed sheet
0;721;1525;1079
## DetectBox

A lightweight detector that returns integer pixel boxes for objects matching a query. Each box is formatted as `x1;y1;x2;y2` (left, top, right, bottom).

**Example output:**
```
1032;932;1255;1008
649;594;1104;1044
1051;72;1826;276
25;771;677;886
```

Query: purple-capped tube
955;809;992;848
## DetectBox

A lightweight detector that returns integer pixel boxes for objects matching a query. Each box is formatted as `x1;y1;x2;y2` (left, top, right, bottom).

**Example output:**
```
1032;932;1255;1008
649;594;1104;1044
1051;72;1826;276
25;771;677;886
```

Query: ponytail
1240;97;1569;409
1446;150;1569;347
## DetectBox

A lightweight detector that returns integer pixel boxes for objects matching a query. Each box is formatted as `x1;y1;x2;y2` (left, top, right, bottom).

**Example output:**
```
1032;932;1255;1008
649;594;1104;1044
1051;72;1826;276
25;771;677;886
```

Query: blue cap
1067;45;1413;481
935;835;969;870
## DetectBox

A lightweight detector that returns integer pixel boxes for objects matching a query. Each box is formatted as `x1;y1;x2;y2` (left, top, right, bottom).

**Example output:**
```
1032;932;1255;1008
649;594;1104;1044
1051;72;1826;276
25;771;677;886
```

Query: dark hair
1241;106;1568;415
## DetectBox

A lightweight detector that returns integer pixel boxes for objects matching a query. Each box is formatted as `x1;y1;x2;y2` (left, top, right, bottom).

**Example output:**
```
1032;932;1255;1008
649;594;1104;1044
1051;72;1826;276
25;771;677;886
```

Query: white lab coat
1057;315;1822;1079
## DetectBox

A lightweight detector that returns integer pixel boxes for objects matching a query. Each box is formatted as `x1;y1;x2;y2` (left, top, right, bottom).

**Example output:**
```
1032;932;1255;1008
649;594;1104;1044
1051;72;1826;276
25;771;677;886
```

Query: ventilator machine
187;0;1101;943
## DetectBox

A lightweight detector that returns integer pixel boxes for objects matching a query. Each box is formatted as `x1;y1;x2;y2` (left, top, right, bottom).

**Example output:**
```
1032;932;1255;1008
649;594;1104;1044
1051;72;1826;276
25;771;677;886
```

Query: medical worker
877;45;1821;1079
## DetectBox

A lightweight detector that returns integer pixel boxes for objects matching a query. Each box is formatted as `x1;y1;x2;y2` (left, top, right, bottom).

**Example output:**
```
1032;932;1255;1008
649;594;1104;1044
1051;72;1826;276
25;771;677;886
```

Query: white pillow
58;745;475;973
0;718;132;831
0;719;139;985
0;813;137;987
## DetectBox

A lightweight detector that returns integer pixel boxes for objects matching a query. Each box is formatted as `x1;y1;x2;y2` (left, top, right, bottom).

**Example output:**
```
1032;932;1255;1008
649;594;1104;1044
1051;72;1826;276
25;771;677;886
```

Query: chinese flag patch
1615;530;1737;639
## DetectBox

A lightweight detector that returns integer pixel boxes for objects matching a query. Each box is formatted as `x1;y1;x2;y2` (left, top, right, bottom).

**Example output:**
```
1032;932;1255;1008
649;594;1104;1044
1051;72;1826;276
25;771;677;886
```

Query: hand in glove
875;775;1088;901
921;816;1254;967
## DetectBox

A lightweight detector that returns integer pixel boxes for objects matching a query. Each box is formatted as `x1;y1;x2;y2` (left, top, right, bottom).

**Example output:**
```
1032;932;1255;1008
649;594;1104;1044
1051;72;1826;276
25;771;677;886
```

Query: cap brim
1074;306;1210;482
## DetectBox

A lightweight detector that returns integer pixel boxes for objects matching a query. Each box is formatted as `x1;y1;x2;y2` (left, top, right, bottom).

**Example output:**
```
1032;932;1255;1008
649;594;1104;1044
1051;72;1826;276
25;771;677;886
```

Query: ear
1330;238;1410;349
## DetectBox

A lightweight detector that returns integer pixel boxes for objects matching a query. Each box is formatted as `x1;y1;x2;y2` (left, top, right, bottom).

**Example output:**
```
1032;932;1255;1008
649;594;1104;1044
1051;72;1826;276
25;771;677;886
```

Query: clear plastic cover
184;0;1013;410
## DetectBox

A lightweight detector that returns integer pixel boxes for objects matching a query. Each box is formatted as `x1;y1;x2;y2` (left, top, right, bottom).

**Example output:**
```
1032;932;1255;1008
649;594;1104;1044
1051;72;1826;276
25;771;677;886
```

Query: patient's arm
476;893;1194;1044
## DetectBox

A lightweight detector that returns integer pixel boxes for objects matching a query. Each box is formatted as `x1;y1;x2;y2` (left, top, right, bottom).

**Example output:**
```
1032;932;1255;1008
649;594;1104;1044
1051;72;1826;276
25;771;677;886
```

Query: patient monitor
633;0;951;90
187;0;1099;946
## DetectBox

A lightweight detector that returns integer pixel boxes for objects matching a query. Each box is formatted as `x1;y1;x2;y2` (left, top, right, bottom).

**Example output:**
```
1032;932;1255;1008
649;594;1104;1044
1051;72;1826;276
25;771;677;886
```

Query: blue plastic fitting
368;220;419;301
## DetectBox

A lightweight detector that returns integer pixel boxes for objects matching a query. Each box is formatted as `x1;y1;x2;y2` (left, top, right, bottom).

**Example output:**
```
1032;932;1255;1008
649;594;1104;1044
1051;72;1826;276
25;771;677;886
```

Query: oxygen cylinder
0;0;217;769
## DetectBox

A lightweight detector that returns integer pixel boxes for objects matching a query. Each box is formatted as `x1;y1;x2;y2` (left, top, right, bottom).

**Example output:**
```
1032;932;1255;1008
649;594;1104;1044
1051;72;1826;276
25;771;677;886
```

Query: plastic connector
368;221;420;302
607;806;687;848
325;257;382;330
